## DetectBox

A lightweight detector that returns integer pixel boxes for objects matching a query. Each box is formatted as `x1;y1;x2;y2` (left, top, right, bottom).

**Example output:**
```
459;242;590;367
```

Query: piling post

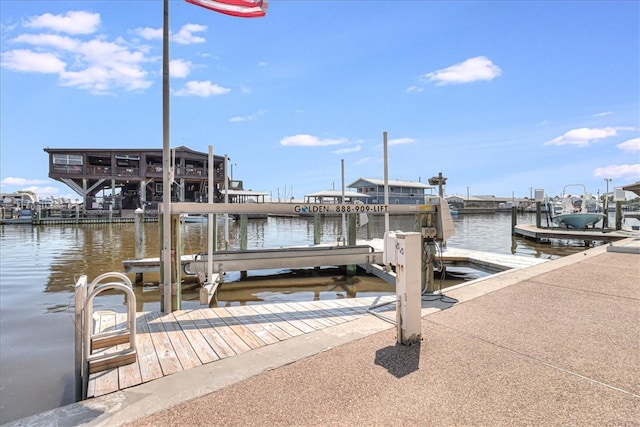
240;214;248;280
366;213;374;239
240;214;248;250
346;214;357;275
159;212;166;312
535;202;541;228
313;214;321;245
511;206;517;234
615;201;623;230
134;208;144;284
171;213;182;310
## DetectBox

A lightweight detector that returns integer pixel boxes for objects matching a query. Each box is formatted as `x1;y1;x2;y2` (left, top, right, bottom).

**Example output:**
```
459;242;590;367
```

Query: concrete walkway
7;238;639;427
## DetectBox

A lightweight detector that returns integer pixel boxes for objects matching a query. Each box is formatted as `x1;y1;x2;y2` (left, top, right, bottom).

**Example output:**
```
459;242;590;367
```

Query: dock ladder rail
74;272;137;401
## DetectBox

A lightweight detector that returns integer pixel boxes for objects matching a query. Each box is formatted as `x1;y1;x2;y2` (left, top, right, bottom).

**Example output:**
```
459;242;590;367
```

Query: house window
53;154;82;165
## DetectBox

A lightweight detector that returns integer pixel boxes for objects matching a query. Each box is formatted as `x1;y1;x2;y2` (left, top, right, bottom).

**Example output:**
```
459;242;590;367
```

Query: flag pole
162;0;172;313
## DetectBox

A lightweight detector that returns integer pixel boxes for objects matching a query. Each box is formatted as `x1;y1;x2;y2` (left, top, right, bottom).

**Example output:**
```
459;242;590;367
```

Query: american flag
185;0;269;18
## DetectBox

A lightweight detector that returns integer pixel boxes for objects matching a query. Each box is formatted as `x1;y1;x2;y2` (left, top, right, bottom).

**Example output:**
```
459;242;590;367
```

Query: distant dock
513;224;635;243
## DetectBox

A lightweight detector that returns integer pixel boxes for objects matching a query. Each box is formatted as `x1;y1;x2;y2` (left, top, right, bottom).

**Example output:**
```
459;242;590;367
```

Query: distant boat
1;209;34;225
552;185;606;229
180;214;208;223
181;213;234;224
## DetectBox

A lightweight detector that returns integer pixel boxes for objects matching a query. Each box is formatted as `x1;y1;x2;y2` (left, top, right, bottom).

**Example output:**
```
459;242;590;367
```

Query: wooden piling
134;208;145;284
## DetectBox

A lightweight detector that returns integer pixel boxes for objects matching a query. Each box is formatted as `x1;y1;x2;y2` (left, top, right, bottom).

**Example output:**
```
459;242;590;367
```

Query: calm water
0;212;601;423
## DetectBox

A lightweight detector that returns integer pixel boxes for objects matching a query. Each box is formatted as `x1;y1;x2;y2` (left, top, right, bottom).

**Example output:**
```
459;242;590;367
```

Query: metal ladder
74;272;137;401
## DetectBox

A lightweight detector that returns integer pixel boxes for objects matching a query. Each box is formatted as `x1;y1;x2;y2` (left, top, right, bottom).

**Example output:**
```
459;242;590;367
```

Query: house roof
347;177;433;189
43;145;225;159
304;190;369;199
622;181;640;197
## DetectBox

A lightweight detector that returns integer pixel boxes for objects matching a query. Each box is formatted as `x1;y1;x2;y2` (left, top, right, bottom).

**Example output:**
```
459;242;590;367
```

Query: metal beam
170;201;441;216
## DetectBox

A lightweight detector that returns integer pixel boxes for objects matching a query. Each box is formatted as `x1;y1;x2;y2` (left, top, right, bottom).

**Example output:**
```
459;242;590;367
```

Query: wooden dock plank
159;313;202;370
305;300;354;324
260;303;320;333
174;310;220;365
198;308;253;354
222;306;282;345
216;307;268;349
135;313;163;383
115;317;142;390
282;302;337;328
145;312;183;376
249;304;306;337
330;296;376;314
186;309;237;359
90;367;119;397
229;305;292;342
321;299;364;318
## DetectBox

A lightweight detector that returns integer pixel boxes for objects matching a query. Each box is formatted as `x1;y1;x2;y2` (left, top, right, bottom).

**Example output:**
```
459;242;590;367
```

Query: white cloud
593;111;613;117
170;59;192;78
0;49;66;73
174;80;230;97
422;56;502;86
389;137;415;146
133;26;162;41
229;110;266;122
354;156;376;166
12;33;80;51
25;11;100;35
1;177;50;186
332;145;361;154
2;14;155;94
134;23;206;44
617;137;640;152
593;164;640;180
545;127;633;147
1;12;209;94
172;24;207;45
280;134;347;147
257;61;268;67
406;85;423;93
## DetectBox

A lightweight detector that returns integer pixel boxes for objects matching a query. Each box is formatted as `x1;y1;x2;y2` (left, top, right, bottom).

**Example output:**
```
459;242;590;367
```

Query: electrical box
383;231;397;265
419;197;455;242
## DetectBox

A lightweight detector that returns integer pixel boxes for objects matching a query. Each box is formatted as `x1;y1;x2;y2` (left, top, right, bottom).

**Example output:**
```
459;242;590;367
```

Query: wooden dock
513;224;636;243
88;296;397;398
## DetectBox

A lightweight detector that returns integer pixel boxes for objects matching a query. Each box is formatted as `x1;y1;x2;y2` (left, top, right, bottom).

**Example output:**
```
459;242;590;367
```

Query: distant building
303;190;369;204
43;146;230;212
1;192;38;208
347;178;434;205
446;195;533;212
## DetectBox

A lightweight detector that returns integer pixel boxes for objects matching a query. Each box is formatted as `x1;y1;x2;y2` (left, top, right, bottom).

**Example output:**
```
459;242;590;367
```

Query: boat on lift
180;214;209;223
552;184;606;229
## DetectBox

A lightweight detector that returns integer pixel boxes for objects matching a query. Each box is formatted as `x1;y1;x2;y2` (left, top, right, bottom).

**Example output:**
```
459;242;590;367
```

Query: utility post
604;178;612;228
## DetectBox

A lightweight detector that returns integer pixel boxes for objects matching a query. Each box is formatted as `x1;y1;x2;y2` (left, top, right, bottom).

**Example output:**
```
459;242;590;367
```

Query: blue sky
1;0;638;202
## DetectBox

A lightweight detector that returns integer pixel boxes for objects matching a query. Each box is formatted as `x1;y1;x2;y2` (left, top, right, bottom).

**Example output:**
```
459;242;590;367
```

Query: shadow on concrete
374;342;421;378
